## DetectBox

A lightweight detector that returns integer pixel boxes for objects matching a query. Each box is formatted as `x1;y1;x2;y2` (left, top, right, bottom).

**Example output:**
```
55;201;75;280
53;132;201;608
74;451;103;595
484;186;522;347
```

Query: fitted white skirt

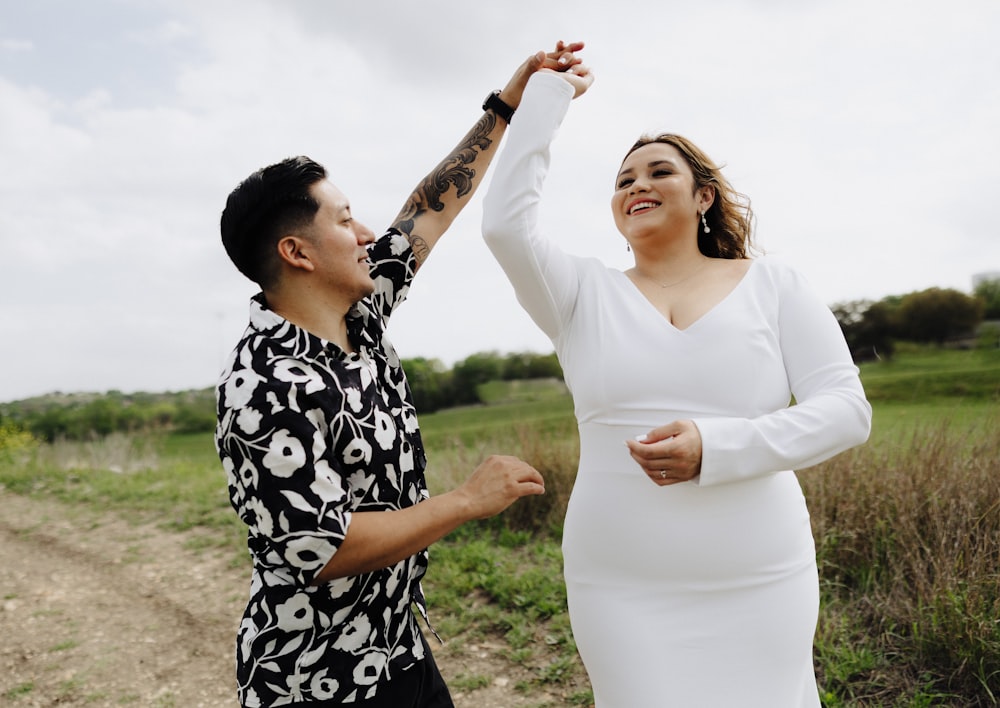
562;423;821;707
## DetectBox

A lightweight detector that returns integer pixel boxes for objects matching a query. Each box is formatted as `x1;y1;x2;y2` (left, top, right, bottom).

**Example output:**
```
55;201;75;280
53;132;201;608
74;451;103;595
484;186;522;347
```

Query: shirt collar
248;292;374;358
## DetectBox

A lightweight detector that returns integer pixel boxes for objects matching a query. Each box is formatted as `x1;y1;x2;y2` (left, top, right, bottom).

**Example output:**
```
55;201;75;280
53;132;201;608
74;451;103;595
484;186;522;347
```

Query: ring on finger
659;470;667;479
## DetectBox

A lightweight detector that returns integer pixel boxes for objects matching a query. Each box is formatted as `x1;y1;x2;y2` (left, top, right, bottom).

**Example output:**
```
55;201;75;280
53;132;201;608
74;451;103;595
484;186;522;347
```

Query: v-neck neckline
616;259;757;333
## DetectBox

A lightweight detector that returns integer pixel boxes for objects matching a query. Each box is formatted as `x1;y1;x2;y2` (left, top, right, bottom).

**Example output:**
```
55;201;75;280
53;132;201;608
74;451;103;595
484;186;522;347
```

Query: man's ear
276;235;315;273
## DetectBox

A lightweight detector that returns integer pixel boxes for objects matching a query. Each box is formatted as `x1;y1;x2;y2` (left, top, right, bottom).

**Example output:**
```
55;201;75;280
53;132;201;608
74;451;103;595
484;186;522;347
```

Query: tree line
0;351;563;443
0;389;219;443
832;281;1000;361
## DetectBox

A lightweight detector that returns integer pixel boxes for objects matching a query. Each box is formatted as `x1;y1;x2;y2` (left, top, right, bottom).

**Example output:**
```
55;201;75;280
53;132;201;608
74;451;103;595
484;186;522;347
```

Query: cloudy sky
2;0;998;402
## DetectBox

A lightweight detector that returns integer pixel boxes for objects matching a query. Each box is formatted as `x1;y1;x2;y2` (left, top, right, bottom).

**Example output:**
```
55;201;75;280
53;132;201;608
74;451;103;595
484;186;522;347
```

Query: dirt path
0;490;580;707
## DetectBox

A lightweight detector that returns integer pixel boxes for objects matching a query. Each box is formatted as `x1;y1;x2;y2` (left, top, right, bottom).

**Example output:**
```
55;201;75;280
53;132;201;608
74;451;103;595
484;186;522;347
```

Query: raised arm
390;42;584;267
481;69;594;339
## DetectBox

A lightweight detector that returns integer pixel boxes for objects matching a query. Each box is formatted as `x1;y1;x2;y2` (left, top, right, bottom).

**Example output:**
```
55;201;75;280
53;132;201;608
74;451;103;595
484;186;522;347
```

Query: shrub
0;420;38;463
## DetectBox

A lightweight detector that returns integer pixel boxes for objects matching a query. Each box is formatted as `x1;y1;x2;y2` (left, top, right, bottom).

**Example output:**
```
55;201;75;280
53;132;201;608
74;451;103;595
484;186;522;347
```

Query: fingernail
635;434;648;442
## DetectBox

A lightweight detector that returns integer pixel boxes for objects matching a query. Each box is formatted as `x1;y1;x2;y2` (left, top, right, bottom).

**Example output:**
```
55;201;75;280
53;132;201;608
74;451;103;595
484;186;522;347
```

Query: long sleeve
482;73;580;341
693;261;872;486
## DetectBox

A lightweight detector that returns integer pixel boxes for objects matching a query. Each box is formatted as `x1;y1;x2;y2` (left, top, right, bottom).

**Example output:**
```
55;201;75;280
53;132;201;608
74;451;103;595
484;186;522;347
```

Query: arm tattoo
409;235;430;264
393;111;498;259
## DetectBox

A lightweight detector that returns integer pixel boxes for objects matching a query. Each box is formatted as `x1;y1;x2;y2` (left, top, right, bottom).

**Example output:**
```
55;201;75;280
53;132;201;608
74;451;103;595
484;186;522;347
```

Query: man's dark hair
220;155;328;288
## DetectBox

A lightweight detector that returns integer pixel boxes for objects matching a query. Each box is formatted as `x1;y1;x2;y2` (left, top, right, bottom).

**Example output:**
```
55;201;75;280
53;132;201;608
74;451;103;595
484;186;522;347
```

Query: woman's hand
539;62;594;98
538;39;594;99
625;420;703;486
548;40;585;71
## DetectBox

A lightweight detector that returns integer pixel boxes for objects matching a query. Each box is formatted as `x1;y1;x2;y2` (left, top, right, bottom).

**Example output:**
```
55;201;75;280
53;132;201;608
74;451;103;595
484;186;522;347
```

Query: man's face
303;179;376;302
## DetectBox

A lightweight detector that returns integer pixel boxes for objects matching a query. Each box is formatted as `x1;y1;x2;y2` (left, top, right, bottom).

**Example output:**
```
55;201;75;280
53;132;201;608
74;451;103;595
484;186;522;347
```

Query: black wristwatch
482;90;515;124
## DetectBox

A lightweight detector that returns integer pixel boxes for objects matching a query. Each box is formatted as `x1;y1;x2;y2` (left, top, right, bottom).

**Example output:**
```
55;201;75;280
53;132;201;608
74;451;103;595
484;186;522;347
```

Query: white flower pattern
236;406;262;434
262;429;307;478
276;593;315;631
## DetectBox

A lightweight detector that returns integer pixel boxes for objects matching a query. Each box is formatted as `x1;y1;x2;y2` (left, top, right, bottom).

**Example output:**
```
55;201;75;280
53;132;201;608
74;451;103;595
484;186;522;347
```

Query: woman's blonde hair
623;134;756;259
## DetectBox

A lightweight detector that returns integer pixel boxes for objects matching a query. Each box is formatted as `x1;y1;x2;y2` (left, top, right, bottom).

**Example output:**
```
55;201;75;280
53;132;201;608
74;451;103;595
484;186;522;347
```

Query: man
215;43;583;707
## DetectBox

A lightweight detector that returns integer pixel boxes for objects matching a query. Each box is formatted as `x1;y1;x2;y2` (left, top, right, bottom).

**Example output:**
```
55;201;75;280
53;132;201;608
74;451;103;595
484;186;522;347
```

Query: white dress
482;74;872;708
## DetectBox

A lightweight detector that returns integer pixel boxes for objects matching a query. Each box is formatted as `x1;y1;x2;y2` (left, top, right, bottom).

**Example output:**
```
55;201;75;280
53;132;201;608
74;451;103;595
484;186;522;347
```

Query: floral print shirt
216;230;432;706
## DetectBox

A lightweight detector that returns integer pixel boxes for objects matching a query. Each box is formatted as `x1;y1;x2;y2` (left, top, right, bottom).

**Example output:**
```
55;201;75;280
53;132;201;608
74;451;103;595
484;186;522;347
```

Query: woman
482;67;871;706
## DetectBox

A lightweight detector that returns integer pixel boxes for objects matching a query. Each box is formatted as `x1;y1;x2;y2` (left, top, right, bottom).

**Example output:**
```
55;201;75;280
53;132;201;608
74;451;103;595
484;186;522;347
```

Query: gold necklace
634;260;709;289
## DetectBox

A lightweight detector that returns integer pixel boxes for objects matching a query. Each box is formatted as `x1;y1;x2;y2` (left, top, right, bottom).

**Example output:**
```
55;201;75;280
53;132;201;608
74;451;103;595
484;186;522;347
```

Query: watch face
484;91;513;123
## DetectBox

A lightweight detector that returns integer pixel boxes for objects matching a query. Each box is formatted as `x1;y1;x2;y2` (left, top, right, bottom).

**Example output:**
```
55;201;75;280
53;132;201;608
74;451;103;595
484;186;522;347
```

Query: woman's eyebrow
618;159;679;179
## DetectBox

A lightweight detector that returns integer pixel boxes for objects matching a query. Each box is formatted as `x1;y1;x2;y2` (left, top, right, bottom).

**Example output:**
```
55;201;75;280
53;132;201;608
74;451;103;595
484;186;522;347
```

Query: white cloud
0;38;33;52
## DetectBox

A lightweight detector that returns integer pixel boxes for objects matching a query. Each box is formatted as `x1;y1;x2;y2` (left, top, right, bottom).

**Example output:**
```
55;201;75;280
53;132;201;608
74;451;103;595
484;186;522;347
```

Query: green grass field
858;345;1000;404
1;347;998;706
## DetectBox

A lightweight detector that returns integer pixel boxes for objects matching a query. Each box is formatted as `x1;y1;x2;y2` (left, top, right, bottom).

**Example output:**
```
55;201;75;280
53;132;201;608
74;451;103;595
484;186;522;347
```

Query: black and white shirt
216;230;432;706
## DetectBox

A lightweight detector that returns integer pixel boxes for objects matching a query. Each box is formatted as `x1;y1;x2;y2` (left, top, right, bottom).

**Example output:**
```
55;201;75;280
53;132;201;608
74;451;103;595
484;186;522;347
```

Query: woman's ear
697;184;716;213
276;235;316;273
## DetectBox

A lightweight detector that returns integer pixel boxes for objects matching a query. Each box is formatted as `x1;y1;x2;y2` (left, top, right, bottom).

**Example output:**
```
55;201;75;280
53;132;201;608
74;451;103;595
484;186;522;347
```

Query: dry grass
806;419;1000;704
33;432;162;474
426;422;580;536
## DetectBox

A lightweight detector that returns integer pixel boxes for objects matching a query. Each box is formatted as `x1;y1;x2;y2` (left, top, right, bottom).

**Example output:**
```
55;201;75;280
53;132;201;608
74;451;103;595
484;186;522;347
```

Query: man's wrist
482;90;515;124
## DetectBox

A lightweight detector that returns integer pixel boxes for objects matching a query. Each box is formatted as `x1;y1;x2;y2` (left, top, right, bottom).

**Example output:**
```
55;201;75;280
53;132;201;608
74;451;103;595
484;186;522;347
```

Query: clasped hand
500;40;592;107
625;420;703;486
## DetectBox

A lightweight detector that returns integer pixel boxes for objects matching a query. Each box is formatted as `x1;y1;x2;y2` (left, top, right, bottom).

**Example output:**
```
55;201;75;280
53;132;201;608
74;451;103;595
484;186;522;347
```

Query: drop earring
700;210;711;234
626;242;631;252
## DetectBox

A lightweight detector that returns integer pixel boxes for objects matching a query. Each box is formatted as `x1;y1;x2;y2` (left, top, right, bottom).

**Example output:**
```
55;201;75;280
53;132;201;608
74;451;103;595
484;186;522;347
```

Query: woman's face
611;142;703;246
